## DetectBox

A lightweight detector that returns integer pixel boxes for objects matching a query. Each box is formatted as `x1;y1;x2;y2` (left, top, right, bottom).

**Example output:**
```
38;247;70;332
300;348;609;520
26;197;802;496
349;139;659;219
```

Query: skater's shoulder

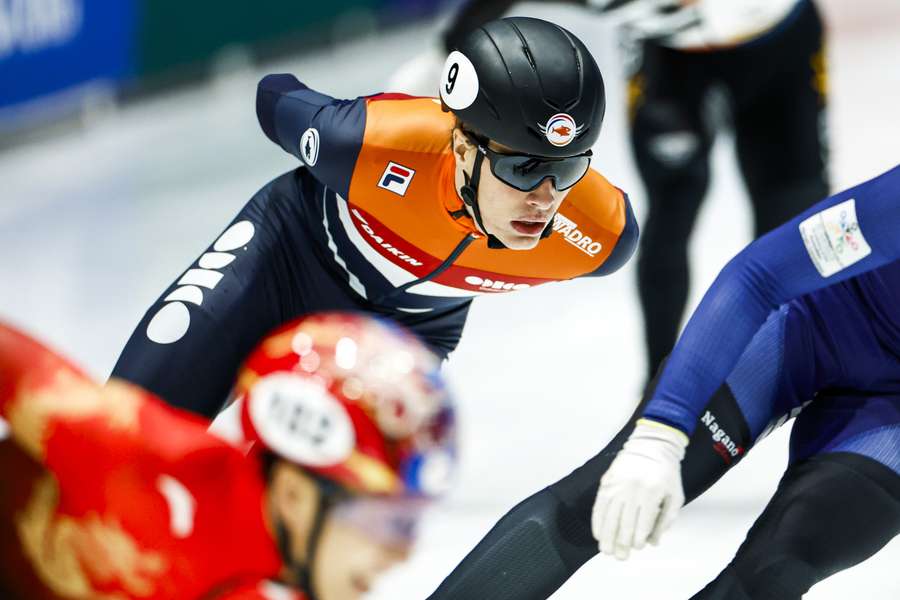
565;169;631;232
362;95;455;156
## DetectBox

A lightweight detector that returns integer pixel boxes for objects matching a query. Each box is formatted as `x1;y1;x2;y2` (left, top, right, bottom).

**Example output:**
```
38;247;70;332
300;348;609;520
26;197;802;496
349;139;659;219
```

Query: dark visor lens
485;150;591;192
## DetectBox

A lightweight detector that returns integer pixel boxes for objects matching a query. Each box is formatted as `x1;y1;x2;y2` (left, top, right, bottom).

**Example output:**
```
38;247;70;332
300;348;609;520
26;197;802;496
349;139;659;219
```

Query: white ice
1;1;899;598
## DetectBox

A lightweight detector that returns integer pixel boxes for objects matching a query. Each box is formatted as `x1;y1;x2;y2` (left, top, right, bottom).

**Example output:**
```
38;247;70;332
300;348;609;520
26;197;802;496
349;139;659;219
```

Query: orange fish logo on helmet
539;113;583;147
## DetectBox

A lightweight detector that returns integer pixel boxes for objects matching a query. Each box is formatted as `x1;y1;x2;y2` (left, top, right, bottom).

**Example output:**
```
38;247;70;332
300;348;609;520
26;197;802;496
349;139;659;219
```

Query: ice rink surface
2;1;900;598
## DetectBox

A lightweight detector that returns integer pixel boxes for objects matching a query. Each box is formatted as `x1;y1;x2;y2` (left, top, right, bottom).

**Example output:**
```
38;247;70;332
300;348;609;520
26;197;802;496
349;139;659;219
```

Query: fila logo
464;275;530;292
145;221;255;344
552;214;603;256
378;162;415;196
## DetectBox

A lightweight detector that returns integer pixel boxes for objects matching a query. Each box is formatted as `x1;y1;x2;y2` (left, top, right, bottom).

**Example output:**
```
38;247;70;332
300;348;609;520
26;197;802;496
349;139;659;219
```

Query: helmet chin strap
276;478;345;600
458;150;555;249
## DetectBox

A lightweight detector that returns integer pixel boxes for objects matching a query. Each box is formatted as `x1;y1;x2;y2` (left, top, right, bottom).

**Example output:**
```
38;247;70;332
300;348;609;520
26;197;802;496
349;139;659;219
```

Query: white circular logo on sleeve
299;128;320;167
439;51;479;110
249;374;355;467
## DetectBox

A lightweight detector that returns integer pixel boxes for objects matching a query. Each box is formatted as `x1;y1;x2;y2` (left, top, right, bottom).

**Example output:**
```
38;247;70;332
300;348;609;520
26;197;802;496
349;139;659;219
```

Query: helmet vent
509;21;538;71
558;32;584;112
481;91;500;120
511;21;557;113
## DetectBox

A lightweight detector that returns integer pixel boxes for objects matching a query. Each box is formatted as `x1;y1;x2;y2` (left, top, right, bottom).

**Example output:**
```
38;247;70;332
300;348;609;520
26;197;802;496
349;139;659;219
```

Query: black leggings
427;376;752;599
634;0;829;378
694;453;900;599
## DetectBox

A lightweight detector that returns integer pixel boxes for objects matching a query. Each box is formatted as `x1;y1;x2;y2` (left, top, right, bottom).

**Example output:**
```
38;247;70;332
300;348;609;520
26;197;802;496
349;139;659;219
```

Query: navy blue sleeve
644;164;900;434
256;74;367;199
592;193;639;276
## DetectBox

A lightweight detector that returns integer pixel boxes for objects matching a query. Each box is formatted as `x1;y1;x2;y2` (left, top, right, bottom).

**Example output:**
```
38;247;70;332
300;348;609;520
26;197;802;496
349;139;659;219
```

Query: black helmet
440;16;606;158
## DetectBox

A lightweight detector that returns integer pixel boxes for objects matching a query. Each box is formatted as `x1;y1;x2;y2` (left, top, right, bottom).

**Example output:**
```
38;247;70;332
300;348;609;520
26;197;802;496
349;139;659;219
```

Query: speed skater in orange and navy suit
0;312;457;600
110;16;638;420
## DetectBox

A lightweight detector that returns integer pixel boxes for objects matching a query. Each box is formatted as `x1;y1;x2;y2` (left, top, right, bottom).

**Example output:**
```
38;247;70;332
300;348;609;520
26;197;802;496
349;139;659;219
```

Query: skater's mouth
351;574;371;594
510;220;547;235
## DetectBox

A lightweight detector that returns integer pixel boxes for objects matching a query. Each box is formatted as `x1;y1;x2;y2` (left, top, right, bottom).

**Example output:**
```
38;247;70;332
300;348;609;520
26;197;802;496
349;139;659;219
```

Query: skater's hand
591;419;688;560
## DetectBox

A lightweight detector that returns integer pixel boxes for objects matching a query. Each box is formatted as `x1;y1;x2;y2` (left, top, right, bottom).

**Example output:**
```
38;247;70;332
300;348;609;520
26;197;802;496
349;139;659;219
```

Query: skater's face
313;497;421;600
268;461;324;567
267;462;420;600
452;127;571;250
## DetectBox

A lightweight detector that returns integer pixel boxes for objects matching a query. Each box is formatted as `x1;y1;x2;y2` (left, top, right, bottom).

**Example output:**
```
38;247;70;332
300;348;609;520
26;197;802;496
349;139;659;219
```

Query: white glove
591;419;689;560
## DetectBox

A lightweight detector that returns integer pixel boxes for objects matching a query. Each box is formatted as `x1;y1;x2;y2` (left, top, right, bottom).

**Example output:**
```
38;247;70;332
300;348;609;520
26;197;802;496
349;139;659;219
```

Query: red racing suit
0;324;305;600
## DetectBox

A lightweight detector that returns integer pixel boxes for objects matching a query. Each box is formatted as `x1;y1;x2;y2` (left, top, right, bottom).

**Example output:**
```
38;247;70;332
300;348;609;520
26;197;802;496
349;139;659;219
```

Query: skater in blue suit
429;165;900;600
593;163;900;598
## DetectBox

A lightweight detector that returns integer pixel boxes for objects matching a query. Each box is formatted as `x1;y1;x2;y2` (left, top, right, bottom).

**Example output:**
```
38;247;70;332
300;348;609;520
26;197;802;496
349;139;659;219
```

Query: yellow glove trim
636;418;690;446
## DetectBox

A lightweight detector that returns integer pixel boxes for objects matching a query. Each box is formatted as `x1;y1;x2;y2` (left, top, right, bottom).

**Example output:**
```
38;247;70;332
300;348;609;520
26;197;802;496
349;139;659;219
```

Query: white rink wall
1;1;899;598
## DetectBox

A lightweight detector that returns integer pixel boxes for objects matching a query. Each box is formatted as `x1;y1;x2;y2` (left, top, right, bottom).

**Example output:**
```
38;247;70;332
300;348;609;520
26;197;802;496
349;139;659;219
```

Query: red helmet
235;312;456;499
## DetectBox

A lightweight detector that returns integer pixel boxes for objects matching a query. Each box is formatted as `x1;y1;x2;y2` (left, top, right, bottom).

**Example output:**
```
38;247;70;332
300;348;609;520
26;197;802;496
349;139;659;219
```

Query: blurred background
2;0;900;598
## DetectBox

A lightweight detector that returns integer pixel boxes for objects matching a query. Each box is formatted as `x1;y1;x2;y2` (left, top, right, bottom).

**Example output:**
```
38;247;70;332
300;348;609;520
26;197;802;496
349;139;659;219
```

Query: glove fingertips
659;493;684;531
616;501;640;552
648;521;665;546
591;494;612;543
599;498;625;556
647;499;667;545
633;505;655;549
648;493;682;545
